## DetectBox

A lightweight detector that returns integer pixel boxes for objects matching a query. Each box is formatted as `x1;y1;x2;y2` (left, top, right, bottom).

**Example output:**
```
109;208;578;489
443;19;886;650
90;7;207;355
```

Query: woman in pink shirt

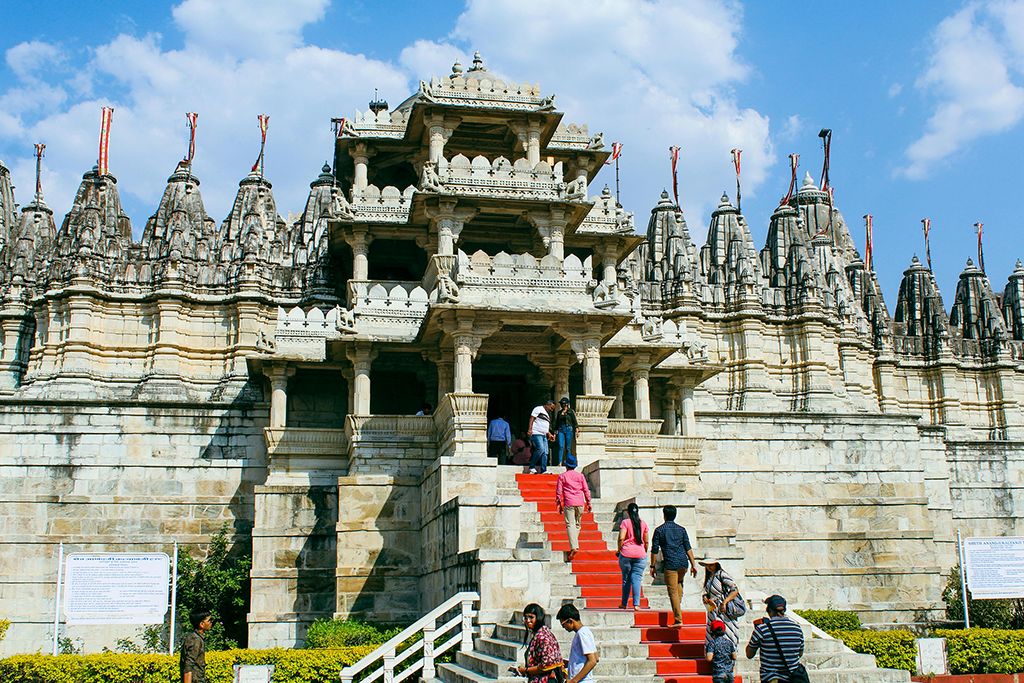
555;454;592;561
617;502;649;609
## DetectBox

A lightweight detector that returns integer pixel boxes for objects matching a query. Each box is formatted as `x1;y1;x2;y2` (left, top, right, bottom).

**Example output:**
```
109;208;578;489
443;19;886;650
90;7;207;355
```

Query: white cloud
6;41;64;80
900;2;1024;179
888;82;903;98
0;0;774;240
779;115;803;142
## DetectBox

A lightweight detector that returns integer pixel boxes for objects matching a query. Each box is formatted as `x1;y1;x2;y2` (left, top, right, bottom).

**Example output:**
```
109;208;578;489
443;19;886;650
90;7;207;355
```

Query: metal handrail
340;591;480;683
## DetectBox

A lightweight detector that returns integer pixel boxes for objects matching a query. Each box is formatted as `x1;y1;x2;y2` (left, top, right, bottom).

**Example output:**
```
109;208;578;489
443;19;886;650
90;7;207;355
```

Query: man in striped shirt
745;594;804;682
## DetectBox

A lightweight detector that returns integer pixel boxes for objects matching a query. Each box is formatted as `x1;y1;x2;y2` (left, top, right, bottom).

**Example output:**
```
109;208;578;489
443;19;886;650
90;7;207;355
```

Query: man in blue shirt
650;505;697;626
746;594;805;682
486;413;512;463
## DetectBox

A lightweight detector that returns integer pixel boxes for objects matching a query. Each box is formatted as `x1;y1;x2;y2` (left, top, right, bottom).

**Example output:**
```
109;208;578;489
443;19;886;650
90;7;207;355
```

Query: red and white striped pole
98;107;113;176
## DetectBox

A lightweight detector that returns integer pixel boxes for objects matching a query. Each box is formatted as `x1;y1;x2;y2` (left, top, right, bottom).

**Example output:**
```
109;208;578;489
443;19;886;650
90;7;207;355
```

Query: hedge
794;609;861;633
0;646;375;683
934;628;1024;675
305;619;404;649
830;629;917;672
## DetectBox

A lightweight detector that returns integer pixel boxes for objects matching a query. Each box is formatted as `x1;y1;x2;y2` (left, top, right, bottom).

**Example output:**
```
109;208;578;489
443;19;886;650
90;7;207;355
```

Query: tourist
556;603;598;683
511;430;533;468
527;400;555;474
514;603;563;682
705;619;736;683
700;557;741;648
551;397;578;467
650;504;698;626
415;403;432;416
180;610;212;683
746;594;805;683
487;413;512;464
555;453;592;561
616;502;649;609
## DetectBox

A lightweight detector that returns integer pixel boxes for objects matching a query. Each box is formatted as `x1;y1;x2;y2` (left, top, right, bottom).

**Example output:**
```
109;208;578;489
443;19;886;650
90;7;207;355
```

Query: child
705;619;736;683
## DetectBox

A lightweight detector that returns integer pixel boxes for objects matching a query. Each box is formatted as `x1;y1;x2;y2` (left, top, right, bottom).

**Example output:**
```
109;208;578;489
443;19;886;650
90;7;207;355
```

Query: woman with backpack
699;557;743;648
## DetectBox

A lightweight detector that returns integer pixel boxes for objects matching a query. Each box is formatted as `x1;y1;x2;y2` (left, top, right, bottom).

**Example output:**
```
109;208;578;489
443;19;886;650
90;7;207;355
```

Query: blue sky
2;0;1023;303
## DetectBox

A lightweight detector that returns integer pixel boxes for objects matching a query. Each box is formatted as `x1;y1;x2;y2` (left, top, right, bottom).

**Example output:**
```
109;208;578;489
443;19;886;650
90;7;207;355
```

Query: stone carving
257;329;277;353
587;132;605;150
537;94;557;111
436;275;461;303
420;160;445;193
682;339;708;362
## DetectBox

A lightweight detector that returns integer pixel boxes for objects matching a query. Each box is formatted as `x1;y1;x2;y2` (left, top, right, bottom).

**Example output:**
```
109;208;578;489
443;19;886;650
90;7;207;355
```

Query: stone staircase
435;468;910;683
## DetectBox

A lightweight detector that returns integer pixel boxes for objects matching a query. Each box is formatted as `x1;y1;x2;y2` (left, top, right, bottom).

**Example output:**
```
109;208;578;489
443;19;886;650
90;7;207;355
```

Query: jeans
553;425;573;466
529;434;549;472
618;554;647;607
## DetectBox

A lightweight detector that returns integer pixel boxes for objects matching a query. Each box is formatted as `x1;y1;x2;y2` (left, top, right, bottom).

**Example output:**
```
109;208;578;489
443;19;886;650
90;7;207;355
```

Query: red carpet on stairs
516;472;739;683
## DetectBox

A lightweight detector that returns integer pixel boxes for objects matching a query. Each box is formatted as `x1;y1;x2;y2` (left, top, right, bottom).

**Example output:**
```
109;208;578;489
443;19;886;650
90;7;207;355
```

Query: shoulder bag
764;619;809;683
715;570;747;618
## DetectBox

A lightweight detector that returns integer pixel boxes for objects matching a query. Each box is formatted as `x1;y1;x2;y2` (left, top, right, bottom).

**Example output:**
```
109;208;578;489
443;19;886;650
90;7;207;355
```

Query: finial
452;59;463;75
322;162;331;174
1017;259;1024;272
911;255;920;264
721;191;730;204
369;88;388;114
660;189;670;200
966;257;975;267
602;184;611;197
467;51;486;72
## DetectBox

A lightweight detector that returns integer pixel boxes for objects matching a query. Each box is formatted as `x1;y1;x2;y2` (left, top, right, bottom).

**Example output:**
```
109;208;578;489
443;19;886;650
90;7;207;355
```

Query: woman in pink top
555;454;592;561
617;502;649;609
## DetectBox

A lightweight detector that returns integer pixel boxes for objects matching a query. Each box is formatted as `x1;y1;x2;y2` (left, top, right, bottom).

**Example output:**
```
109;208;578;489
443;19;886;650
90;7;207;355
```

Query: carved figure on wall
257;329;277;353
592;281;618;309
336;306;357;333
337;118;357;137
587;132;605;150
682;339;708;362
421;161;445;193
330;187;355;219
436;274;461;303
641;317;663;342
565;175;587;201
537;95;556;111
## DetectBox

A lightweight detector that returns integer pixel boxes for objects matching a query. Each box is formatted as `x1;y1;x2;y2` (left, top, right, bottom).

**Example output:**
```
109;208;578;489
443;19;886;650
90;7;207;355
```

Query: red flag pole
33;143;45;201
922;219;932;271
98;107;113;176
730;148;741;213
252;114;269;176
183;112;198;172
975;222;985;274
669;146;680;207
781;153;799;206
863;214;873;272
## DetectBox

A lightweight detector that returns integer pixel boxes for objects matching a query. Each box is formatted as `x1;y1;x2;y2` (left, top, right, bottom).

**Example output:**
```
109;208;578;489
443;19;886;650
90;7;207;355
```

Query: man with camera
746;594;806;683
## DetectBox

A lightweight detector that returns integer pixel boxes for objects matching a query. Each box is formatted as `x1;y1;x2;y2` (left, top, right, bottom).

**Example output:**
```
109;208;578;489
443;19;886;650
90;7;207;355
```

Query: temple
1;55;1023;674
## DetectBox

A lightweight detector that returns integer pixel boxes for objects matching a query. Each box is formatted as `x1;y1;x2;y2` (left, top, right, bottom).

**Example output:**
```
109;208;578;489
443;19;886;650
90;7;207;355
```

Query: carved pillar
426;200;478;257
350;143;376;195
631;365;651;420
598;243;617;287
679;385;696;436
453;335;482;393
662;383;678;435
608;377;625;418
527;119;542;167
347;342;378;415
527;208;567;260
426;113;459;164
554;353;571;401
436;353;455;406
570;337;603;396
348;228;372;281
265;363;296;429
341;367;355;415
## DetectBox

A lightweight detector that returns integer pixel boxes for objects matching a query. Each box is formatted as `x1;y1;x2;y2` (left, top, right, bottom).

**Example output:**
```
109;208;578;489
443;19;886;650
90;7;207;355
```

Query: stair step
641;626;706;641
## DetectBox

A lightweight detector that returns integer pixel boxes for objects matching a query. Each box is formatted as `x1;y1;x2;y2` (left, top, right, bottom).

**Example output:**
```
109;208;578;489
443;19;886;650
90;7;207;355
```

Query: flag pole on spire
863;214;874;272
818;128;832;191
605;142;623;202
669;146;680;207
730;148;741;213
975;222;985;274
33;143;45;202
922;219;932;271
781;153;799;206
98;107;113;176
183;112;198;172
253;114;270;177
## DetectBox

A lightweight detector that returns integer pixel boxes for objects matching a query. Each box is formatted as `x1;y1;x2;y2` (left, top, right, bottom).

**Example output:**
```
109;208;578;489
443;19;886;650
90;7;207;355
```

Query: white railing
339;591;479;683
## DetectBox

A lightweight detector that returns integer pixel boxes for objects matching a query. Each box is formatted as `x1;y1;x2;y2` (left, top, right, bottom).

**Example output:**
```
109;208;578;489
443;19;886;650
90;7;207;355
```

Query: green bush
942;564;1024;629
831;629;917;673
305;620;403;649
934;628;1024;675
0;647;375;683
795;609;861;632
0;619;9;643
176;524;252;650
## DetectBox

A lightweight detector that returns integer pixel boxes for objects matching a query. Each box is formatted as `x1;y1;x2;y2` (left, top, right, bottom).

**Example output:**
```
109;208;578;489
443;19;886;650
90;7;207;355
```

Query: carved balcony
424;154;578;203
347;280;430;340
263;427;348;485
349;184;415;223
451;249;597;312
606;419;665;451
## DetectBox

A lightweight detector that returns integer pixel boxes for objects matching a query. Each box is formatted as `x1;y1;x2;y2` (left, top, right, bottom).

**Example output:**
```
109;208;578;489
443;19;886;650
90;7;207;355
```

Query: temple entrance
474;355;546;437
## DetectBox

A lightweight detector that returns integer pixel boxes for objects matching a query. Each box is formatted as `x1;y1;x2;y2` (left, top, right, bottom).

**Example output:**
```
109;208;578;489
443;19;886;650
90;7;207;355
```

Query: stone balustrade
548;122;594;150
576;186;635;234
263;426;348;485
419;74;547;111
349;184;415;222
451;249;597;311
656;435;705;476
350;109;410;138
345;281;429;340
606;418;665;450
274;305;357;360
428;154;574;202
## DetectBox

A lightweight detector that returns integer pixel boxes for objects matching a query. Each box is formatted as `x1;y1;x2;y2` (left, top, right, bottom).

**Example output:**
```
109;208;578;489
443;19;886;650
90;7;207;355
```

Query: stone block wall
0;400;267;655
947;440;1024;538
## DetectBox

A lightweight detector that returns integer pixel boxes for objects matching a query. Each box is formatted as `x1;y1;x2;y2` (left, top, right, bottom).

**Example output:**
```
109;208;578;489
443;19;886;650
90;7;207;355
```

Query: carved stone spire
295;163;343;302
0;158;16;252
1;188;57;303
645;189;696;283
894;255;951;349
791;171;859;265
50;165;132;285
845;251;893;344
1003;260;1024;340
138;165;217;285
950;258;1008;341
216;169;297;292
700;192;761;287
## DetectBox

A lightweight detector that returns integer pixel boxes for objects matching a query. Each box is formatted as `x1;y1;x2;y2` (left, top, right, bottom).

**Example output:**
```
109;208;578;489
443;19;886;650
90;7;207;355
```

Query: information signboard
963;537;1024;599
63;553;170;624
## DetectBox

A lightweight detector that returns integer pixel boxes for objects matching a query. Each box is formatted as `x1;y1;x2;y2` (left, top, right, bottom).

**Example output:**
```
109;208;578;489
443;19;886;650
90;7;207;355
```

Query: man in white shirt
527;400;555;474
557;603;598;683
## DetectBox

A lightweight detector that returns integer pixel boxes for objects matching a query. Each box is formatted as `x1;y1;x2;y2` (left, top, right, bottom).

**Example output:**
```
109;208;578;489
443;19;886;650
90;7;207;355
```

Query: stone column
347;343;378;415
527;208;567;260
554;353;571;402
350;143;376;195
571;337;603;396
426;113;458;164
436;352;455;406
679;385;696;436
608;377;625;418
632;366;651;420
526;119;542;167
662;384;678;435
349;228;372;281
426;200;477;257
341;367;355;415
599;244;618;287
453;335;482;393
549;224;565;261
265;364;296;429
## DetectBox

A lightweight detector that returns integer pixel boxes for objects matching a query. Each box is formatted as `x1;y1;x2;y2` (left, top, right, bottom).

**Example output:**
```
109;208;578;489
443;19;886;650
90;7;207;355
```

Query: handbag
764;619;810;683
542;662;566;683
709;570;746;618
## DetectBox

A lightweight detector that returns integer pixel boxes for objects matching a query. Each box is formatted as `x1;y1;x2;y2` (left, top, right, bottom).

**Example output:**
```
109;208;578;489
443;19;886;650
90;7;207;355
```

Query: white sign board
234;665;274;683
915;638;948;676
963;537;1024;598
63;553;170;624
